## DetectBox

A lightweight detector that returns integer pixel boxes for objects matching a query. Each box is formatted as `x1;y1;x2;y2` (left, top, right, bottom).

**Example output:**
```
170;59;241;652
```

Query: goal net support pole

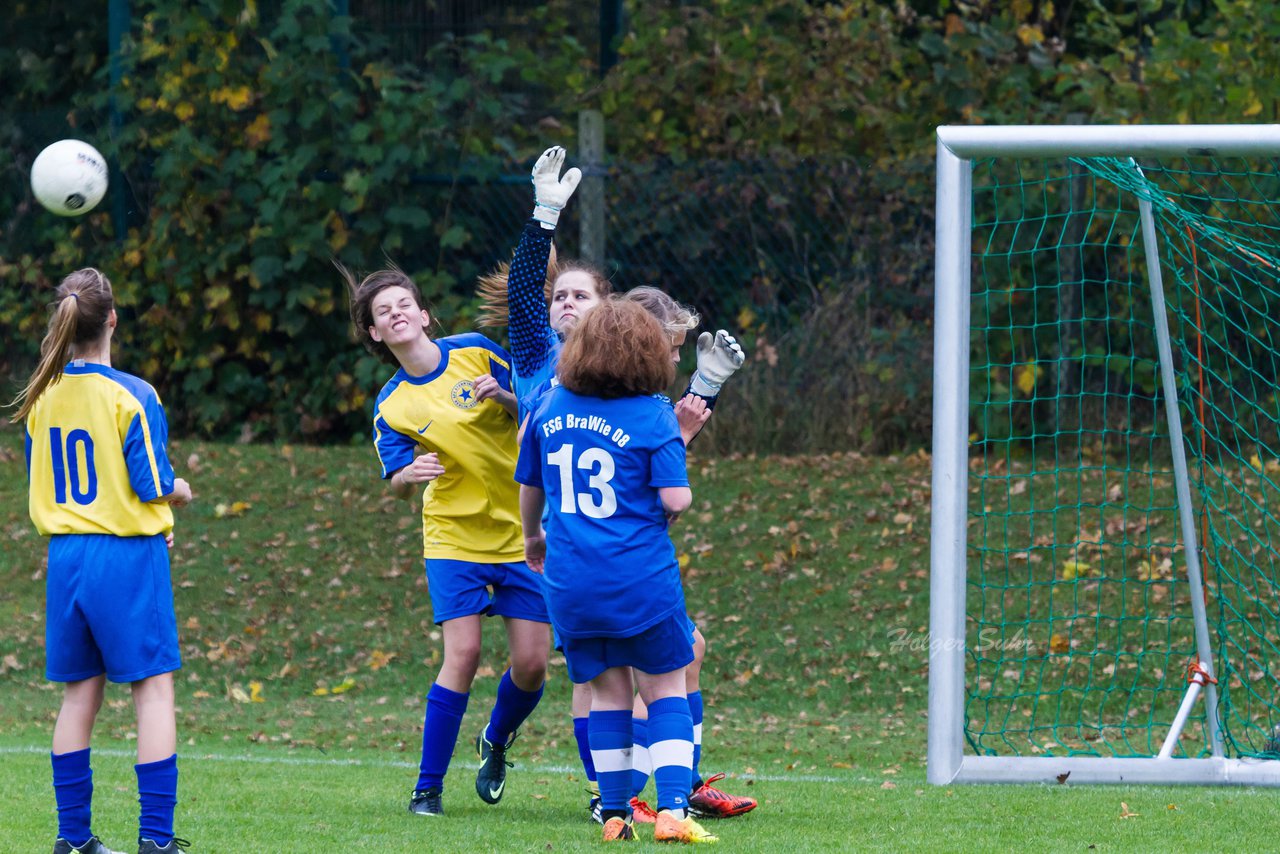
1133;160;1223;759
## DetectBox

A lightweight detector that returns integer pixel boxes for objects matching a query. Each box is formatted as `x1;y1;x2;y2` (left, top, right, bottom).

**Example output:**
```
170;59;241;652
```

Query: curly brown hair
558;298;675;398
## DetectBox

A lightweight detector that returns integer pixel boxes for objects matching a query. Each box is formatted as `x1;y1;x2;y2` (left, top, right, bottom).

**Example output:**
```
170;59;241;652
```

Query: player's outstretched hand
675;394;712;446
531;146;582;229
525;534;547;573
689;330;746;397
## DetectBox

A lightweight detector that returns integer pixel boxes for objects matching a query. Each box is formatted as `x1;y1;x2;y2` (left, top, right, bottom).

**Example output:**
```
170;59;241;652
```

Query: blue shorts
555;613;699;651
46;533;181;683
562;611;695;684
425;559;550;625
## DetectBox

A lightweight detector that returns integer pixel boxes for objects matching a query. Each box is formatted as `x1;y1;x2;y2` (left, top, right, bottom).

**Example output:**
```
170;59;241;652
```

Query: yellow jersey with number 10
25;362;176;537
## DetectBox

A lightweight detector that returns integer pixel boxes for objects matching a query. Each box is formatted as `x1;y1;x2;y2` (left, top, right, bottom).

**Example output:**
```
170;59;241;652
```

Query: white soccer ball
30;139;109;217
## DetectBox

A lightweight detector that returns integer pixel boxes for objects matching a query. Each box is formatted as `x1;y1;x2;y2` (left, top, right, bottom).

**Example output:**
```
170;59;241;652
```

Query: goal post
929;124;1280;786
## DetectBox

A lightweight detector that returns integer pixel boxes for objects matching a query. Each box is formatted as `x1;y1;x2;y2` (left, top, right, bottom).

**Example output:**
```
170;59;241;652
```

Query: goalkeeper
475;145;611;413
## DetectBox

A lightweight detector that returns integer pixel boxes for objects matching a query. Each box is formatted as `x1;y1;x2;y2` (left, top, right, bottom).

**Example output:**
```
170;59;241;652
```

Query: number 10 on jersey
49;427;98;505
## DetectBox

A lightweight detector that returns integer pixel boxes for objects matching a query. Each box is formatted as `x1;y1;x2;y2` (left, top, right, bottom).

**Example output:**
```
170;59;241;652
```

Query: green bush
4;0;1279;450
2;0;591;439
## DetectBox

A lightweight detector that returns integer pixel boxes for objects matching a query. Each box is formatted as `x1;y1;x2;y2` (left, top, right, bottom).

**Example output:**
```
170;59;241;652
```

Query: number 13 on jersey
547;443;616;518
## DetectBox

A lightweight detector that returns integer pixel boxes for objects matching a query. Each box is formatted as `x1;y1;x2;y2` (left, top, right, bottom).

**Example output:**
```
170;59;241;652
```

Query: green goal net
966;151;1280;762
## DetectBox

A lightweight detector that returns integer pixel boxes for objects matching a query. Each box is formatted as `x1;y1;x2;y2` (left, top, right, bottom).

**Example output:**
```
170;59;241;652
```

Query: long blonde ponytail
9;268;115;423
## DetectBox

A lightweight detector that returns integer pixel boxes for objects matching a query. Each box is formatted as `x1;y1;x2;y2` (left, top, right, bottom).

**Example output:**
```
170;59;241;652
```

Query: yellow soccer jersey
25;361;176;536
372;333;524;561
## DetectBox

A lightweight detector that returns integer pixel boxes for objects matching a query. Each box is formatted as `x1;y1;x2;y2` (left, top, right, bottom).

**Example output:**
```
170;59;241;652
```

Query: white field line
0;744;862;784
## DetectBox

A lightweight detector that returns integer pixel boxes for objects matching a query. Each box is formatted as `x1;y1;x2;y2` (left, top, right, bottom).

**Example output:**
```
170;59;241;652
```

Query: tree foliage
2;0;1277;448
3;0;586;438
592;0;1280;451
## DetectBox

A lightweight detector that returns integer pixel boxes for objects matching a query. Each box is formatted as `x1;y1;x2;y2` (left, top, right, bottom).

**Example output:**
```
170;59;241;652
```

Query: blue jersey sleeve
649;408;689;487
507;221;555;376
490;354;513;392
514;413;544;489
123;397;176;502
518;377;555;426
674;383;717;447
373;415;417;478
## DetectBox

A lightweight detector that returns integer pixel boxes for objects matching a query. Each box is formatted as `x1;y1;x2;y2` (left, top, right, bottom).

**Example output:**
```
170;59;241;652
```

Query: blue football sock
688;690;704;787
646;696;694;813
51;748;93;847
573;716;597;783
588;709;633;812
417;683;469;791
630;716;651;798
136;754;178;846
485;668;544;747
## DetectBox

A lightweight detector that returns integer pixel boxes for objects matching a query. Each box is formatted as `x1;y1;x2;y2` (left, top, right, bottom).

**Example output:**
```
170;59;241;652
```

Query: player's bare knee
63;675;106;713
131;672;175;708
443;641;483;678
692;631;707;663
510;655;547;689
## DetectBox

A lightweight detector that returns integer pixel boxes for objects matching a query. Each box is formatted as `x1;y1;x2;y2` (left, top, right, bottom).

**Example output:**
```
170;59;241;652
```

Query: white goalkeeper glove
689;330;746;397
531;146;582;230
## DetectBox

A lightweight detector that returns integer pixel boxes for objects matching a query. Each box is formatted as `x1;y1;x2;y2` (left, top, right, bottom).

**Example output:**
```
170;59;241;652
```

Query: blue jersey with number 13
515;386;688;639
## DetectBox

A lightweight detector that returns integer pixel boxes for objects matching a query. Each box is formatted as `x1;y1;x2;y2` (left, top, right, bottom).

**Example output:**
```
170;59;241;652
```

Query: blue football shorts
554;612;699;652
424;558;550;625
561;610;695;684
45;533;181;683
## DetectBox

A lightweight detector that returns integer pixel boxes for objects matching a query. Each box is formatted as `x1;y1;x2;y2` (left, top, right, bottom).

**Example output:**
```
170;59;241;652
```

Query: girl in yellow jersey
343;264;550;817
11;269;193;854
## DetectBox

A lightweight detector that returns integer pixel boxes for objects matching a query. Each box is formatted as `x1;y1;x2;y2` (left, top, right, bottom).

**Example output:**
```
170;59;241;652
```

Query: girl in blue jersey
516;299;717;845
514;283;754;823
343;264;549;817
479;147;751;820
615;288;757;823
11;268;194;854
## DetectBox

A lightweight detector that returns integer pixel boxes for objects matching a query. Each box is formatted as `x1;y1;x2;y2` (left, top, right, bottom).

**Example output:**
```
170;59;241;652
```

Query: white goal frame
929;124;1280;786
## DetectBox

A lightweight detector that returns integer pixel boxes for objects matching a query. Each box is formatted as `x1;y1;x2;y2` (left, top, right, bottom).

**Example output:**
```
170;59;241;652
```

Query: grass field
2;435;1279;851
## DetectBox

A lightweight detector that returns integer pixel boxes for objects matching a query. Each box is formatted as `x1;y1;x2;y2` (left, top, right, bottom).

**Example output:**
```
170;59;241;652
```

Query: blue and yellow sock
573;716;597;783
688;690;704;787
630;716;651;797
